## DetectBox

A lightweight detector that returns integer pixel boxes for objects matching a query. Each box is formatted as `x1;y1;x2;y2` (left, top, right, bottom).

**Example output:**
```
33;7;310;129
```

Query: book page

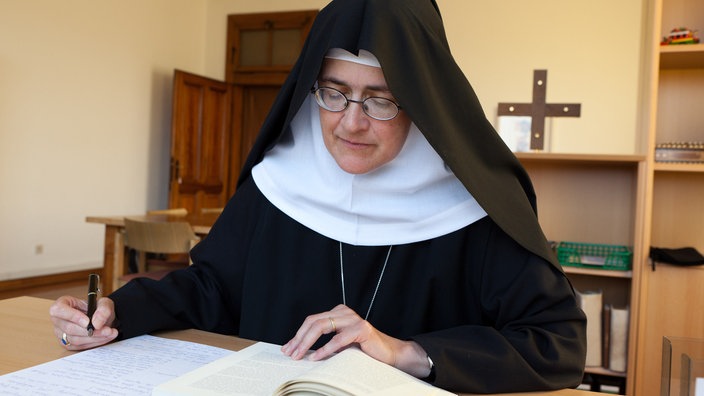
155;342;455;396
0;335;232;395
153;342;319;396
276;347;455;396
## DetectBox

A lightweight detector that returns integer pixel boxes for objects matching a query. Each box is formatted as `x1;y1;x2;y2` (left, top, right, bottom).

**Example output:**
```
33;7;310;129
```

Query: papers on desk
0;335;231;396
1;335;453;396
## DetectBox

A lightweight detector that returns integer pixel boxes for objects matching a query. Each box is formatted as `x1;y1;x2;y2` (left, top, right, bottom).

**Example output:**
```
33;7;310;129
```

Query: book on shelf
153;341;455;396
602;304;611;369
606;305;629;372
576;289;603;367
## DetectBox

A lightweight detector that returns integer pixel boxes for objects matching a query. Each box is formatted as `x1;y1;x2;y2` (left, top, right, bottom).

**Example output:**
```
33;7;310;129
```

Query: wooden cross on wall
498;69;581;151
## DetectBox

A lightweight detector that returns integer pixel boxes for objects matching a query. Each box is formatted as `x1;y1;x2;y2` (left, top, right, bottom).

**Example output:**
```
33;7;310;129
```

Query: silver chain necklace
339;241;393;320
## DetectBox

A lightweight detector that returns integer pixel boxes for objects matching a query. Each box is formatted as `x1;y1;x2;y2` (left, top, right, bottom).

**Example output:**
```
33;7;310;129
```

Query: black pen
86;273;100;336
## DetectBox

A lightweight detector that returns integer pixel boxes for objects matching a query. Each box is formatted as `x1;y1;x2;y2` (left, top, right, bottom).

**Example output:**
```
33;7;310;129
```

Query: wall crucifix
497;69;581;151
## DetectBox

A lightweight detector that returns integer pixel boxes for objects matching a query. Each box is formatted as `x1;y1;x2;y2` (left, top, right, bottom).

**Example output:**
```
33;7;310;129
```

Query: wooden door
168;70;232;214
168;10;317;212
227;76;287;197
225;10;317;197
224;10;316;79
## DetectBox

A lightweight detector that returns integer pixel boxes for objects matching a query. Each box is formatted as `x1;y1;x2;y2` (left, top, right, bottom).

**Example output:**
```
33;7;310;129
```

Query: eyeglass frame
310;86;403;121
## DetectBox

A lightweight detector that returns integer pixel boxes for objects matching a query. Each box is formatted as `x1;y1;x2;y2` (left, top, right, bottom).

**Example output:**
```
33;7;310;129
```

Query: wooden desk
0;296;246;377
0;296;603;396
86;213;218;294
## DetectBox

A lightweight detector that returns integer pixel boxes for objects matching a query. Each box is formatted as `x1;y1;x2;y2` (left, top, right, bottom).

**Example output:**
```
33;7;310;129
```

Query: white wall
0;0;645;281
442;0;645;154
0;0;207;280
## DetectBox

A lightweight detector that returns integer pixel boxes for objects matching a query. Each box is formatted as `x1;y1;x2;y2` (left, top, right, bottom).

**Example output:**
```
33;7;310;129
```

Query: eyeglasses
311;87;402;121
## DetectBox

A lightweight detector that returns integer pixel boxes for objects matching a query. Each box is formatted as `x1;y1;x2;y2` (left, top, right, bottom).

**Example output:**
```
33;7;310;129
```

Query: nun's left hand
281;304;432;378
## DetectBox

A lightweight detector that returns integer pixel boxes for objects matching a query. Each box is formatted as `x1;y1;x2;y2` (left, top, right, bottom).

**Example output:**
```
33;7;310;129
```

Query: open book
153;341;455;396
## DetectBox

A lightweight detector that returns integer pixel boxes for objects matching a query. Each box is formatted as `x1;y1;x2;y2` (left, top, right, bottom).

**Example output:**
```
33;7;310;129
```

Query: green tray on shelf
556;242;632;271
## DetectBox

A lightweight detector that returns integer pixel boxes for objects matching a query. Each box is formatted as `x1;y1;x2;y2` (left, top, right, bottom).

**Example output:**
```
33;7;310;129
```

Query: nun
51;0;586;392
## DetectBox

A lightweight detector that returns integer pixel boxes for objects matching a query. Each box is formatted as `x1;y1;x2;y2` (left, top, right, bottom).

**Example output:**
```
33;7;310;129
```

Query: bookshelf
516;153;646;391
634;0;704;394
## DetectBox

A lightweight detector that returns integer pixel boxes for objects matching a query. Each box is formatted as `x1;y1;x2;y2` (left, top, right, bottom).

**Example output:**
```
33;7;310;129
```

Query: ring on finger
61;332;71;346
328;317;336;333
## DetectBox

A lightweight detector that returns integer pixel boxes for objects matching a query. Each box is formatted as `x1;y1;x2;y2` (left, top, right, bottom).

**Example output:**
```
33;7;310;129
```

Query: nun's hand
281;304;432;378
49;295;119;351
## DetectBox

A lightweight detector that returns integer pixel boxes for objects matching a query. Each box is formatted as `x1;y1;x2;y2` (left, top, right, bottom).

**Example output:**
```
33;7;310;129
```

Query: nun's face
317;59;412;175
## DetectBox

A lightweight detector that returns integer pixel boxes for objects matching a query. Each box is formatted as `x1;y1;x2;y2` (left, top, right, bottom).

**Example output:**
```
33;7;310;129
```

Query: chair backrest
147;208;188;216
123;218;199;254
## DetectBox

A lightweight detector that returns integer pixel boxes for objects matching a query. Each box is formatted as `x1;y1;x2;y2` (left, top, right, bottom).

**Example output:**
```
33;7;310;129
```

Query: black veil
238;0;557;269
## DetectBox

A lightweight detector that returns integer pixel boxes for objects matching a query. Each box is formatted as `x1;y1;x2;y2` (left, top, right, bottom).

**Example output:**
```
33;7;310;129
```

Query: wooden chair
147;208;188;216
118;218;200;287
124;208;188;272
200;207;224;215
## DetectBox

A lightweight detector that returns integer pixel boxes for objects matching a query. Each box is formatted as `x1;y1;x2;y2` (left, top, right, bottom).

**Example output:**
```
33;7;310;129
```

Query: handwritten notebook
0;335;231;395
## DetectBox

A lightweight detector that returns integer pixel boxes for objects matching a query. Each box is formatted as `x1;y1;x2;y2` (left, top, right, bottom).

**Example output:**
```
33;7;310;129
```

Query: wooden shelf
654;162;704;172
636;1;704;394
562;266;633;279
513;149;643;392
584;366;627;378
515;152;645;165
517;152;640;249
659;43;704;69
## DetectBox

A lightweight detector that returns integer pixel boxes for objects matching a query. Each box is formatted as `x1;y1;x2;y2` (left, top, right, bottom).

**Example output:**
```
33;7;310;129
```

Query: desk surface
86;213;219;235
0;297;602;396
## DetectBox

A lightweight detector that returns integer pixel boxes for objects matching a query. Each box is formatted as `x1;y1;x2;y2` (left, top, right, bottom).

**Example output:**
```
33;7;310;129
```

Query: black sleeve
412;222;587;393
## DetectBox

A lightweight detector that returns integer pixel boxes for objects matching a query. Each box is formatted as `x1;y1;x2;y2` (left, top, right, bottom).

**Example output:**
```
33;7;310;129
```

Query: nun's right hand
49;295;119;351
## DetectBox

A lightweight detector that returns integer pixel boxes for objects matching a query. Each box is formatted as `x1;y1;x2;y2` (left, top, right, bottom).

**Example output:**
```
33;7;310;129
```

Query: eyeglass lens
313;87;400;120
